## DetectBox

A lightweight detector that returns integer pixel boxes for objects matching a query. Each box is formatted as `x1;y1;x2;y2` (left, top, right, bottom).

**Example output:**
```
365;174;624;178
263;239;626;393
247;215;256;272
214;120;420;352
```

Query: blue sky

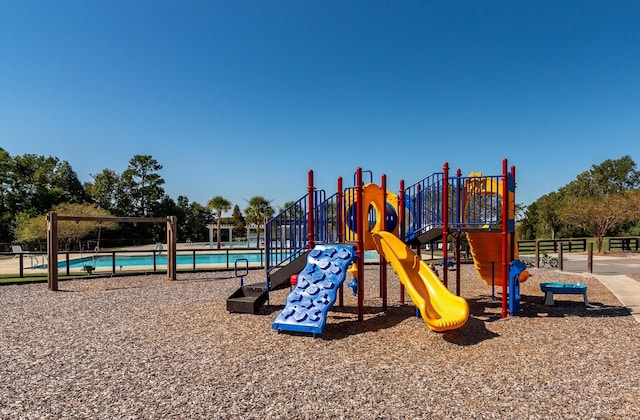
1;1;639;214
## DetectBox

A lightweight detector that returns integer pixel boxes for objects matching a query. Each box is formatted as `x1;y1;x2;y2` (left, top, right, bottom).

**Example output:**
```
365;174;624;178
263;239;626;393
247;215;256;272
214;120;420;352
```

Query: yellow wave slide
371;231;469;332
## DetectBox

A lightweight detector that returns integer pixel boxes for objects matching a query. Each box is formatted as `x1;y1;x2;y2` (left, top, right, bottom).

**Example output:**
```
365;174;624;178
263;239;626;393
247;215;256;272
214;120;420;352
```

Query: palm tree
244;196;274;248
207;196;231;249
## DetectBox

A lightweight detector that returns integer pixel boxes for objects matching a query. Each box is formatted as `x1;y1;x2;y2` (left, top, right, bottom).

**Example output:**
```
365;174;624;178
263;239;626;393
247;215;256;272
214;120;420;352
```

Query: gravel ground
1;263;639;419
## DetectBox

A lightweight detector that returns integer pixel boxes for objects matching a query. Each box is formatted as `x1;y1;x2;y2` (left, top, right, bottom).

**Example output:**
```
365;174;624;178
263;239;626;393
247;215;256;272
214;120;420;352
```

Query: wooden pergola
46;212;177;291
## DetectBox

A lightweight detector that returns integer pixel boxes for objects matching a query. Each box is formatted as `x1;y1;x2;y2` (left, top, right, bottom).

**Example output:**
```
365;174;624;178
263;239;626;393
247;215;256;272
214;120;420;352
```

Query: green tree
555;156;640;246
117;155;165;243
176;196;210;242
279;201;295;213
15;203;118;250
517;202;537;240
630;190;640;219
244;196;274;247
85;169;121;212
561;155;640;198
627;190;640;235
207;196;232;249
0;148;14;242
52;160;86;203
536;192;564;239
279;200;306;221
2;152;88;243
520;156;640;240
150;195;179;242
120;155;165;217
559;193;635;253
231;204;246;240
11;153;62;214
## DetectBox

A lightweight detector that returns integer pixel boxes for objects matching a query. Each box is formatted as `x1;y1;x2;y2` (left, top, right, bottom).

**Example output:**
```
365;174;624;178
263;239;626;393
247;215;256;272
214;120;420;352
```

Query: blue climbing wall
272;244;356;337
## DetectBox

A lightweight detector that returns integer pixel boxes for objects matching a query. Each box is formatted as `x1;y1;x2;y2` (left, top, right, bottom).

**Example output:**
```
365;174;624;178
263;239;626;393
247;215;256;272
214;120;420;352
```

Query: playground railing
265;188;341;277
265;193;312;276
453;174;504;230
402;172;445;241
315;192;340;245
403;173;508;241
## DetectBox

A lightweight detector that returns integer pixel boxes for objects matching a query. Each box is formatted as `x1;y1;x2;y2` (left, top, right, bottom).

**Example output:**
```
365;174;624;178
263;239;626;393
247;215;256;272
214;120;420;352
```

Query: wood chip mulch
1;263;639;419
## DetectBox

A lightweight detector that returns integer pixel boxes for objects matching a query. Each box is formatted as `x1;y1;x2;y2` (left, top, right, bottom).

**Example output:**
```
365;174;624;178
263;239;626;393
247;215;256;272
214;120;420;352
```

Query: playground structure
227;159;528;336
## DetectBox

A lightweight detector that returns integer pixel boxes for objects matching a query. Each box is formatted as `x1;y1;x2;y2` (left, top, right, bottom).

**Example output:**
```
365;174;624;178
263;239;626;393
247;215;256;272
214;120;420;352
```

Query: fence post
588;242;593;273
558;243;563;271
535;240;540;268
18;254;24;278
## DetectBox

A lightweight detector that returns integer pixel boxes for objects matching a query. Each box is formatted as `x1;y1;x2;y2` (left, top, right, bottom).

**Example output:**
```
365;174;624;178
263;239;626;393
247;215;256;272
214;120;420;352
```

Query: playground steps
227;284;269;314
226;252;310;314
408;227;443;246
268;251;310;290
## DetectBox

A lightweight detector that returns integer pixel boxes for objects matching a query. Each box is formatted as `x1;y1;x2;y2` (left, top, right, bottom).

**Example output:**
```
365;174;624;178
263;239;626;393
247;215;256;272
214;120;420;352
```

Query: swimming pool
57;250;380;269
58;252;267;269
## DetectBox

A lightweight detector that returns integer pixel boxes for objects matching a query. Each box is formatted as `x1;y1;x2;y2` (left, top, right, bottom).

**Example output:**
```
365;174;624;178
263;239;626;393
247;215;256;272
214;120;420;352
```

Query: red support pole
381;174;387;311
455;168;462;296
308;170;315;251
337;177;344;243
398;180;405;304
442;162;449;288
501;158;509;318
456;168;462;225
356;168;365;322
510;165;516;261
337;176;344;307
455;232;461;296
399;180;405;241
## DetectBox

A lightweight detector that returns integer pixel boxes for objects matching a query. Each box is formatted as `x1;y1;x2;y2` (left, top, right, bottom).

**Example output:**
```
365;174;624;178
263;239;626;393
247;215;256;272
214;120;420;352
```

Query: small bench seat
540;282;588;306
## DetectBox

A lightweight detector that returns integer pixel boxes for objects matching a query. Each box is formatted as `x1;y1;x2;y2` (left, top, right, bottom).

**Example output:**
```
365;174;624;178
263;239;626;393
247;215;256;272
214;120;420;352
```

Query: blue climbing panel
272;244;356;337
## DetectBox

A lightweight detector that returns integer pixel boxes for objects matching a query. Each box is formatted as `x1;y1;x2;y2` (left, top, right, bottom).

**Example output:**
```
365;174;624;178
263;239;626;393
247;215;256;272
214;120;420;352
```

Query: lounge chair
11;245;39;267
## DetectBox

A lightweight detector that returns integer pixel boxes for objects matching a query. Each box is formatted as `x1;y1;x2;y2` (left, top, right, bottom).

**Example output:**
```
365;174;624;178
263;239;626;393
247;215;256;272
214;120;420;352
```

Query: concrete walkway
553;253;640;323
592;274;640;323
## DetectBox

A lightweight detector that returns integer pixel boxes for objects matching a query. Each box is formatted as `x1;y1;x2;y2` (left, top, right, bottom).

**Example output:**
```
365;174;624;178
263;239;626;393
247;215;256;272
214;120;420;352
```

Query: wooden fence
517;238;587;254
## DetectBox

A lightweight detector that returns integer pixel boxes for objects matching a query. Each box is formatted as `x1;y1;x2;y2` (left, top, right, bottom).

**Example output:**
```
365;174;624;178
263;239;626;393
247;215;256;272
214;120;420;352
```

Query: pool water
57;250;381;269
58;253;265;269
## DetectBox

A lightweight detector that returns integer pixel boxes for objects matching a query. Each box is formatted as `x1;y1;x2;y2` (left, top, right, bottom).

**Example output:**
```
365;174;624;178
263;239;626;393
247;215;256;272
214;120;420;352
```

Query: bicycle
539;252;558;268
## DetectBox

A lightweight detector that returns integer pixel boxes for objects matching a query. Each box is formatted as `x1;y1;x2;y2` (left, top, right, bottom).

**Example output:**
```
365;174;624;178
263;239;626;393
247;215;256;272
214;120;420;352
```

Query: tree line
517;155;640;252
0;149;276;250
2;147;639;253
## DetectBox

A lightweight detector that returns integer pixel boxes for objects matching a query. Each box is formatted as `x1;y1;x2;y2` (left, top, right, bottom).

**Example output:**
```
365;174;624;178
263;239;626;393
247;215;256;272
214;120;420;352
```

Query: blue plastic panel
272;244;356;336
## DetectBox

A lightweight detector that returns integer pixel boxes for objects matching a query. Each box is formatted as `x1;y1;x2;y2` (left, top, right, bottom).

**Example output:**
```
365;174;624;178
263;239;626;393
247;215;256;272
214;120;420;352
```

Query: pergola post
167;216;177;281
47;211;58;291
206;224;215;246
